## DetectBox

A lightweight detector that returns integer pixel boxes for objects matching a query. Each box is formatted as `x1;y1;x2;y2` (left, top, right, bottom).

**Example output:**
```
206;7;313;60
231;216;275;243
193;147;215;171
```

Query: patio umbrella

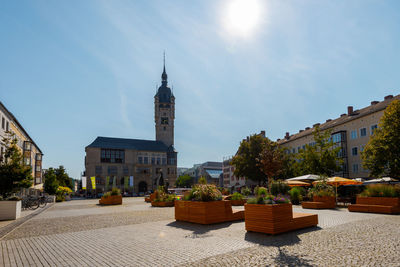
313;177;363;203
285;180;311;187
286;174;320;182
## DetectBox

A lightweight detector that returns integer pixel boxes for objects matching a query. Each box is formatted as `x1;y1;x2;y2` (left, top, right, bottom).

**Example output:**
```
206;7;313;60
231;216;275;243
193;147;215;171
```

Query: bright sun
224;0;261;37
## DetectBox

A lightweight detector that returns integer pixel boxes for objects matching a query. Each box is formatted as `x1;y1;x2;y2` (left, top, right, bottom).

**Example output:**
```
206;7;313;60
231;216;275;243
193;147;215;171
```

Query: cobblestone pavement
1;198;399;266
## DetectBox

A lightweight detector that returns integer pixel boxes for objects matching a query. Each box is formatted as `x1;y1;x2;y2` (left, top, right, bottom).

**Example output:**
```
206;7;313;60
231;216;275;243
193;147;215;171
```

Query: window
292;148;295;154
157;158;161;165
144;157;148;164
108;166;117;175
138;157;143;164
35;165;41;172
100;149;125;163
35;154;42;161
24;157;31;165
95;166;102;175
24;141;31;151
352;147;358;156
360;145;365;152
123;166;129;175
162;158;166;165
352;164;358;173
297;147;300;152
302;145;305;150
360;128;367;137
151;157;155;164
351;130;357;139
1;117;4;129
332;133;341;143
6;121;9;131
371;124;378;135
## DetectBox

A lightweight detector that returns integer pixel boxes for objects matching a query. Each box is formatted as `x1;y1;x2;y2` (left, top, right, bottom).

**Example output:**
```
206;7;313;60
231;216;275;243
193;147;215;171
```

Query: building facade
183;162;223;186
0;102;43;189
84;62;178;194
222;157;246;188
278;94;399;179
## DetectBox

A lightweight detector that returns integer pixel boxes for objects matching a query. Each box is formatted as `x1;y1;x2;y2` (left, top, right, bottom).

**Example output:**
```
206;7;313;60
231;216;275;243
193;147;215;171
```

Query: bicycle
38;196;47;208
22;196;40;210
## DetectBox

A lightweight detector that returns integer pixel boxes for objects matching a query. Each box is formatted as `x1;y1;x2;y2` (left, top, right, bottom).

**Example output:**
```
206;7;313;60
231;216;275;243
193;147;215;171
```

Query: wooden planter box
145;193;156;203
230;199;247;206
175;200;244;224
302;195;335;209
0;201;21;220
245;203;318;235
348;197;400;214
151;201;174;207
99;195;122;205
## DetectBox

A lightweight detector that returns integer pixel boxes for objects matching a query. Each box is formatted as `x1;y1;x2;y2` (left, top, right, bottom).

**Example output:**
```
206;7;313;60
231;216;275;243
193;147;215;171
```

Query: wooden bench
348;197;400;214
301;196;335;209
245;203;318;235
175;200;244;224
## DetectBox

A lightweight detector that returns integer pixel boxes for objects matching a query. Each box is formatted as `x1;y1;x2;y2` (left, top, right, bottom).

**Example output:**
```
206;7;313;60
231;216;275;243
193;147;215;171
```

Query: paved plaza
1;198;399;267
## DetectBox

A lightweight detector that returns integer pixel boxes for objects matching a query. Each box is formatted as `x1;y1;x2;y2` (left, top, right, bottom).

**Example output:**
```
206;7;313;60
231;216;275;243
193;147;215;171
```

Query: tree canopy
231;134;268;185
258;139;286;185
362;99;400;178
294;126;342;177
44;168;59;195
175;174;193;188
0;132;32;197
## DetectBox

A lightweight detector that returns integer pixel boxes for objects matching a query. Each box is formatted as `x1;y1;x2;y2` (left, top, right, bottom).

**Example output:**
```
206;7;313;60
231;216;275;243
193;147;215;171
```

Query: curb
0;203;54;240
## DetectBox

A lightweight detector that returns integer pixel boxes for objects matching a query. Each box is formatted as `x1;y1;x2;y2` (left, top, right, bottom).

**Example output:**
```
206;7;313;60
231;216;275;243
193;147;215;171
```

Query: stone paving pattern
1;198;399;266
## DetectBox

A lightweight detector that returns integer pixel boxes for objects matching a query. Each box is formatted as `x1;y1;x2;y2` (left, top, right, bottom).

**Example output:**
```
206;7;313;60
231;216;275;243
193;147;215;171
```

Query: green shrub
56;195;65;202
360;184;398;197
308;180;335;198
198;176;207;184
246;198;258;204
7;196;21;201
185;184;222;202
231;192;244;200
254;186;268;197
241;187;251;196
154;186;175;202
270;181;290;196
103;192;112;198
111;187;121;196
289;187;303;205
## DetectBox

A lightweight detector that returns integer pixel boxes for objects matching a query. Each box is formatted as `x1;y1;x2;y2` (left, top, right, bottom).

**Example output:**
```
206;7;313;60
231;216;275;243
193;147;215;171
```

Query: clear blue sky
1;0;399;179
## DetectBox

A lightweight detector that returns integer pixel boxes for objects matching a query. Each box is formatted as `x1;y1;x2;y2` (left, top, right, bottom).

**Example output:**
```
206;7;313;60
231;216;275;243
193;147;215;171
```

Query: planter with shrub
301;182;335;209
175;183;244;224
230;192;246;206
0;196;22;220
99;188;122;205
245;189;318;235
151;186;175;207
348;184;400;214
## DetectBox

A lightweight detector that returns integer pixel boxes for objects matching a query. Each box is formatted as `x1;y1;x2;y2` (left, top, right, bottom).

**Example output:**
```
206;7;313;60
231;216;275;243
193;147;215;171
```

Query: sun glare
224;0;262;37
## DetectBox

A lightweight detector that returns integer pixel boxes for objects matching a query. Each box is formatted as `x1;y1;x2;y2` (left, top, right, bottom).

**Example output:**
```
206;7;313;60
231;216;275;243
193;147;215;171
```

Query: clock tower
154;56;175;148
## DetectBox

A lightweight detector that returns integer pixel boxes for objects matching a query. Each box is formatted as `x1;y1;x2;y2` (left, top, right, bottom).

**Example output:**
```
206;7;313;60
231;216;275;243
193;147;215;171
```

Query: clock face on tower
161;117;169;125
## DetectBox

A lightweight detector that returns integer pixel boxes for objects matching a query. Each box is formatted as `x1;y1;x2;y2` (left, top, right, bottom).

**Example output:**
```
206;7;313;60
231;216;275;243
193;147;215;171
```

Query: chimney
384;95;393;101
347;106;353;115
246;136;249;142
277;138;280;142
313;123;320;128
326;119;332;122
299;130;304;133
305;127;310;130
371;101;379;105
260;130;266;137
340;113;346;117
285;132;290;139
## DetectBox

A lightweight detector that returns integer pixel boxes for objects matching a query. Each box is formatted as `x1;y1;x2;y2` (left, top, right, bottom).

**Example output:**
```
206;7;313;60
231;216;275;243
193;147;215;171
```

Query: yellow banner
91;176;96;190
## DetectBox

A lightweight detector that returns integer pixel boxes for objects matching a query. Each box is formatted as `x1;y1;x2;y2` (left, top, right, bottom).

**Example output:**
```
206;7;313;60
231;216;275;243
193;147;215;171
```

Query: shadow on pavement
244;226;321;247
166;220;240;235
273;247;314;267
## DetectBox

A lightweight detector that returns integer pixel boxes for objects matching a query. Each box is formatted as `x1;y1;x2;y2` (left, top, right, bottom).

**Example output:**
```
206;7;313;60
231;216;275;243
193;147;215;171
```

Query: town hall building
84;60;177;194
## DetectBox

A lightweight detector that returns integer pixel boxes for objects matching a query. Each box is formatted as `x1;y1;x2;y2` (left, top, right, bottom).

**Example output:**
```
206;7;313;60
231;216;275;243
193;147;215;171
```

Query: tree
54;166;74;189
175;174;193;188
44;168;59;195
0;131;32;197
231;134;267;185
258;139;285;186
362;99;400;178
294;126;342;177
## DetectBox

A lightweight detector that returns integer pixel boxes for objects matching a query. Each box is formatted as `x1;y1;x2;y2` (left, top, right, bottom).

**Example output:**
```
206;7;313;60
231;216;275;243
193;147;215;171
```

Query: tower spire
161;51;168;86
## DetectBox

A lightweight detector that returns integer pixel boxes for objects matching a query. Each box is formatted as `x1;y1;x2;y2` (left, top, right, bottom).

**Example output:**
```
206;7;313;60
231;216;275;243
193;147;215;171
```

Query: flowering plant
184;184;222;202
246;194;290;205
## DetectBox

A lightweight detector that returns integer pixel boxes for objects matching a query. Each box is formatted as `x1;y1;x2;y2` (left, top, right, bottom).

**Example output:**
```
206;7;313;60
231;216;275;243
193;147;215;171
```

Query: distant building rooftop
86;136;170;152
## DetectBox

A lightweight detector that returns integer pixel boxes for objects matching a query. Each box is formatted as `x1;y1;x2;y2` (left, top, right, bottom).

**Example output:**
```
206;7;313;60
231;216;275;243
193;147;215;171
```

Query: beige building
0;101;43;189
84;62;177;194
278;94;399;179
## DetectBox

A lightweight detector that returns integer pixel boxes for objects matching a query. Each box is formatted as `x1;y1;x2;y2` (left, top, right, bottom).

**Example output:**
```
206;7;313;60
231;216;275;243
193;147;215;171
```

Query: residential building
84;60;177;194
0;101;44;189
278;94;399;179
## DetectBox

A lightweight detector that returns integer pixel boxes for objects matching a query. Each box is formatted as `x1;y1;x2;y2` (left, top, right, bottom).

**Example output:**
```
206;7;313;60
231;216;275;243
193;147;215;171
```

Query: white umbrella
286;174;320;182
363;177;398;184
